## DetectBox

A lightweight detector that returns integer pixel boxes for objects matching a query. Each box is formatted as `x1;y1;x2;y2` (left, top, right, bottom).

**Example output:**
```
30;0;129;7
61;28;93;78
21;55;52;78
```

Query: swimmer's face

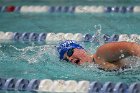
63;48;90;65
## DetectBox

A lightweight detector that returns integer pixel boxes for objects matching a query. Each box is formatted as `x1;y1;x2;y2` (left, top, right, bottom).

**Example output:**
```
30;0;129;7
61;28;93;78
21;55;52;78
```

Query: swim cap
57;40;84;60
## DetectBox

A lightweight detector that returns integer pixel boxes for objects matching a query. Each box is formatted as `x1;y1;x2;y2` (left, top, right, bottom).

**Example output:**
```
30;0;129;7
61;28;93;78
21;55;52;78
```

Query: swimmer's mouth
74;59;80;64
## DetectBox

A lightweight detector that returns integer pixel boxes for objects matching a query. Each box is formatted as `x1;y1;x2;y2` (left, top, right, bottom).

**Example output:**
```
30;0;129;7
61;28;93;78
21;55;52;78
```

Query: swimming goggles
63;48;74;62
63;48;80;64
67;48;74;57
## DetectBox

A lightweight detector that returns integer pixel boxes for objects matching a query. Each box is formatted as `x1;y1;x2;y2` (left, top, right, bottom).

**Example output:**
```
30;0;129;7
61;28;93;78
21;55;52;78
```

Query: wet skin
64;48;93;65
63;41;140;71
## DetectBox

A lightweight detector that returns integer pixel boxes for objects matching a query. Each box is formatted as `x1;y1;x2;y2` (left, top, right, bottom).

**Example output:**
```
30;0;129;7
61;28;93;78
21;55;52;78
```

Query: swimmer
57;40;140;71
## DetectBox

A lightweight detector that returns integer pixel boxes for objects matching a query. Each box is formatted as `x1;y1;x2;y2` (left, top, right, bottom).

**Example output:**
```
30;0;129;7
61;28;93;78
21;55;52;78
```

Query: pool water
0;0;140;89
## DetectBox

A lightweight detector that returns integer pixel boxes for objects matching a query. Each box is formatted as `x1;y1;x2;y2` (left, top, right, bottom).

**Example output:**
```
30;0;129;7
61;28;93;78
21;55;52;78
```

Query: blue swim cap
57;40;84;60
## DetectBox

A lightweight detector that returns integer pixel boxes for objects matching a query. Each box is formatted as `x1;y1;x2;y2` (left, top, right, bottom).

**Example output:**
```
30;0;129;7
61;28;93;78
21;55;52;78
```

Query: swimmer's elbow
129;43;140;57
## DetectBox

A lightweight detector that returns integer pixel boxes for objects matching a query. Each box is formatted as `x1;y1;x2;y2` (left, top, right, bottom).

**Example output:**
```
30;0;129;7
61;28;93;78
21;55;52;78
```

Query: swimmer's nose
68;57;74;62
68;57;77;63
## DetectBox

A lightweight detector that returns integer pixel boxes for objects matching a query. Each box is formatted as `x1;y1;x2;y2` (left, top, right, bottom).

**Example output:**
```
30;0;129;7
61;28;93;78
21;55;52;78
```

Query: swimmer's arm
95;41;140;62
99;62;120;71
94;54;122;71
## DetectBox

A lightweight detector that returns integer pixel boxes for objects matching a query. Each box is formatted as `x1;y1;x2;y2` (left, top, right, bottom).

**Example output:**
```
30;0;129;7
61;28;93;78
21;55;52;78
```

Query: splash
94;24;105;45
88;24;105;53
9;44;56;64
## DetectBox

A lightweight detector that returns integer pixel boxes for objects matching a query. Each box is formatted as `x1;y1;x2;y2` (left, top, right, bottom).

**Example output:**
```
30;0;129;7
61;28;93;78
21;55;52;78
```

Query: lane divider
0;31;140;43
0;5;140;13
0;78;139;93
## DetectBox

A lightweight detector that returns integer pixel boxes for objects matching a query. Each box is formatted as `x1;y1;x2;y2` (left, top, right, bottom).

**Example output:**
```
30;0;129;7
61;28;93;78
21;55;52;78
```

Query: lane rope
0;78;139;93
0;5;140;13
0;31;140;44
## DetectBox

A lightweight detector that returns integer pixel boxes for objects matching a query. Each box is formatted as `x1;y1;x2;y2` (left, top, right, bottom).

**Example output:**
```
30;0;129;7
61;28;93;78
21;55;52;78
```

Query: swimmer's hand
94;55;125;71
97;61;120;71
93;41;139;71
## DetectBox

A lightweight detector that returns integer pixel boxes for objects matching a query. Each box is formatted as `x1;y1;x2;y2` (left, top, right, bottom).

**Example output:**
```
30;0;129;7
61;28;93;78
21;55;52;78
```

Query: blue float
15;6;21;12
29;32;39;41
112;6;119;12
26;79;40;91
69;6;75;13
101;34;110;42
38;33;46;42
56;6;62;12
60;6;75;13
113;82;128;93
20;32;30;41
89;81;102;93
128;83;140;93
84;34;92;42
120;6;127;13
13;32;22;41
49;6;55;13
63;6;69;13
3;78;17;91
0;78;6;89
15;79;29;91
101;82;115;93
127;6;134;12
105;6;112;13
108;34;119;42
1;6;6;12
